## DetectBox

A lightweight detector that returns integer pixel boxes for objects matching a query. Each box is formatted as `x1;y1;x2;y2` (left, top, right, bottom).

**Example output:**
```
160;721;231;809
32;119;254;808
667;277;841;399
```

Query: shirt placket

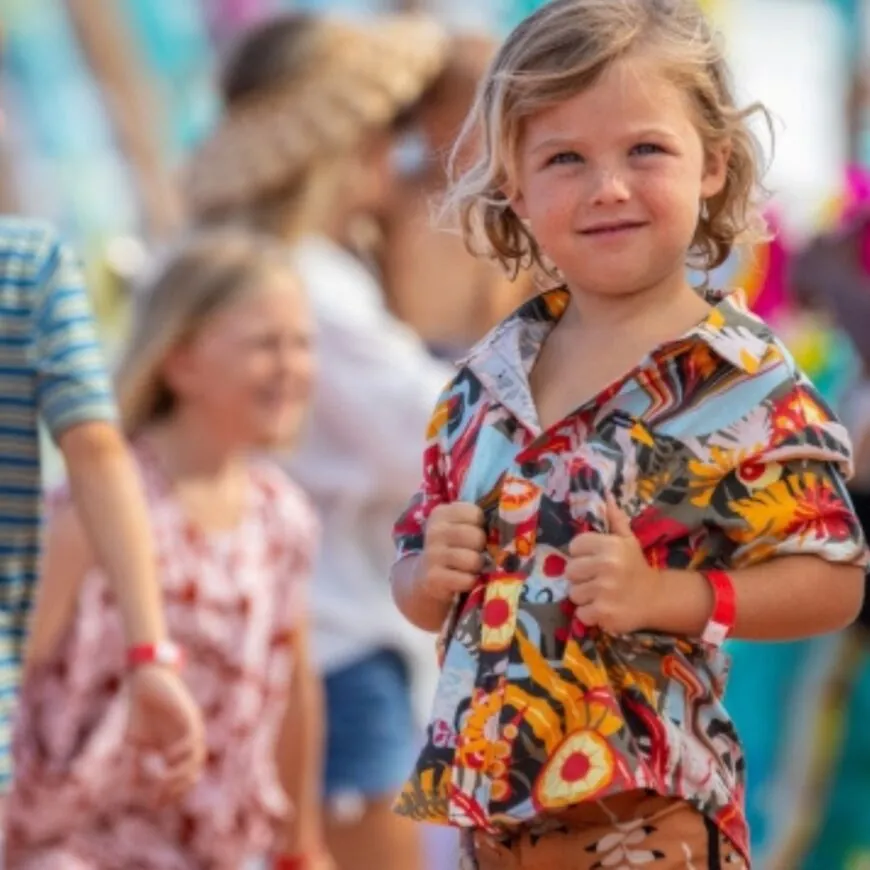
448;463;545;827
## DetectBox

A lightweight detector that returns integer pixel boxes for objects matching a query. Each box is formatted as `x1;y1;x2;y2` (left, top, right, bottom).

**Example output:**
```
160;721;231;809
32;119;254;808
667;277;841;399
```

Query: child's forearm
391;554;451;632
59;422;166;647
276;650;325;856
647;556;865;641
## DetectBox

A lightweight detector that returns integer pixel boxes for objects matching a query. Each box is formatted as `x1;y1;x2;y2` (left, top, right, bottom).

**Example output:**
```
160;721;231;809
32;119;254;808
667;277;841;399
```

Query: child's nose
589;169;630;205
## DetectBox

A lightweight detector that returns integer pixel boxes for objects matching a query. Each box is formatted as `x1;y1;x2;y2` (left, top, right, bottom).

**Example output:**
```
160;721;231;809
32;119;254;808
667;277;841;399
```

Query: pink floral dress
5;444;317;870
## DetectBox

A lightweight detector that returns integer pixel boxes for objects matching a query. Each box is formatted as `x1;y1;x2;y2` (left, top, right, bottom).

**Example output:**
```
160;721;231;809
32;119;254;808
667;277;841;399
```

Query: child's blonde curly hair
447;0;771;278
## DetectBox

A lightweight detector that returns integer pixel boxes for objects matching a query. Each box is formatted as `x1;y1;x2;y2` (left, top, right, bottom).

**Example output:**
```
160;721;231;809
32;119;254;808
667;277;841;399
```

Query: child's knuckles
568;534;592;557
601;553;623;572
565;559;586;583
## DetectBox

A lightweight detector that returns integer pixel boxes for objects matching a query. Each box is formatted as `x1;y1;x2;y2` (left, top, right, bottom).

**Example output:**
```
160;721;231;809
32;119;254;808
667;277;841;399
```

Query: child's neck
144;414;250;534
563;272;710;346
527;273;715;431
145;413;244;484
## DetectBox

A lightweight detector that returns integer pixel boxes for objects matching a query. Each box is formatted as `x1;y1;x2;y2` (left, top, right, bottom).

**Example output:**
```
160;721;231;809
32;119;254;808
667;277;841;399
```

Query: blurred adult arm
274;615;330;866
34;228;204;795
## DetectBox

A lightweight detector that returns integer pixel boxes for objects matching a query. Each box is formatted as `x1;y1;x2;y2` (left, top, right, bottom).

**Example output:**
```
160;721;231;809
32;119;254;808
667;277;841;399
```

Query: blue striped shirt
0;218;116;789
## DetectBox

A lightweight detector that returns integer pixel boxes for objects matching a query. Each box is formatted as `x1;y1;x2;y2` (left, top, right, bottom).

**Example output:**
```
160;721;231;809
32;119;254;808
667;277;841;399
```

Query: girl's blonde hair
116;230;297;436
449;0;771;277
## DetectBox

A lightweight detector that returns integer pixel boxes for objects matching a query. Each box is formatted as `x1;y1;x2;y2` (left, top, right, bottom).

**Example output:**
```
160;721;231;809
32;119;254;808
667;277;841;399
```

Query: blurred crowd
3;1;870;869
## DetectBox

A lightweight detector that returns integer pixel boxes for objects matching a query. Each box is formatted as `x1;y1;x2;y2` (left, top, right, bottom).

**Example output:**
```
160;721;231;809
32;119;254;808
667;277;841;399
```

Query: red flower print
630;508;691;552
786;477;853;541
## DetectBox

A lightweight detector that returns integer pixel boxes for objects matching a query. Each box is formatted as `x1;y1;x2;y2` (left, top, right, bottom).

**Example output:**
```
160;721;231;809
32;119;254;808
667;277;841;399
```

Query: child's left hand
565;494;659;634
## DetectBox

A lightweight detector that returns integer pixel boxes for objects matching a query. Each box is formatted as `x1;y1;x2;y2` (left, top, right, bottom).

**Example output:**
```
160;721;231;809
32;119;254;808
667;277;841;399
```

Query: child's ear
700;140;732;200
509;189;529;220
160;344;194;396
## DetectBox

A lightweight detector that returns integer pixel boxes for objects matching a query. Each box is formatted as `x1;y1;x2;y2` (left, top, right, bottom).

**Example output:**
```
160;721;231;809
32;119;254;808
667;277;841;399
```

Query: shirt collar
461;286;778;427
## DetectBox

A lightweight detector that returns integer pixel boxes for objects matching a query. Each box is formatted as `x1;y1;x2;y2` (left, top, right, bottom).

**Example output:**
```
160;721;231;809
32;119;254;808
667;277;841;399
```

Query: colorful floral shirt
392;288;868;862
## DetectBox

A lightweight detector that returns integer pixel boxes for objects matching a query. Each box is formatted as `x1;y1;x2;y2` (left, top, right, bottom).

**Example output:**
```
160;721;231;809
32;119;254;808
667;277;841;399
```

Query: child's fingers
162;734;205;795
604;493;634;538
158;751;203;800
162;733;203;769
136;736;203;800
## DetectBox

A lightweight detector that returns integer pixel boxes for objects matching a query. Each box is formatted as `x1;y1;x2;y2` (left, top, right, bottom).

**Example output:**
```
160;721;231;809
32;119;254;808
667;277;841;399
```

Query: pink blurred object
733;209;790;322
840;163;870;224
839;164;870;274
205;0;281;43
752;210;790;321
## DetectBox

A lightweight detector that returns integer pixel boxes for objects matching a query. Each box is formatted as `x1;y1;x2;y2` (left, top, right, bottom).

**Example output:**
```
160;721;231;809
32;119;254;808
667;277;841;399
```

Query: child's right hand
420;502;487;601
128;664;206;799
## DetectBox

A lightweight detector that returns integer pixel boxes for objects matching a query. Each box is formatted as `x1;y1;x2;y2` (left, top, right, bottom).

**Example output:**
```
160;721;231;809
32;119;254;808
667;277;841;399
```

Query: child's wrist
647;569;715;637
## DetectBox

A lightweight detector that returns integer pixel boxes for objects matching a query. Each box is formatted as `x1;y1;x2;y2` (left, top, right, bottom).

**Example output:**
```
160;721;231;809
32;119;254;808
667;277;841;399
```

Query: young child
185;15;454;870
6;230;329;870
0;218;204;801
390;2;868;869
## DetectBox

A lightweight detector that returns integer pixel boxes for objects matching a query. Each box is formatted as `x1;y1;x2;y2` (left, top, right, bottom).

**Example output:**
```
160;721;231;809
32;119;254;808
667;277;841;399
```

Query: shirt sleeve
33;232;117;440
392;385;454;562
706;379;869;569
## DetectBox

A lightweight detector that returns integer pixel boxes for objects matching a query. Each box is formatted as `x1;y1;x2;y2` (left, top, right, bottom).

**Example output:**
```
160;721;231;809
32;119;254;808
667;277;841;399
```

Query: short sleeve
392;386;453;562
706;380;869;569
33;232;117;439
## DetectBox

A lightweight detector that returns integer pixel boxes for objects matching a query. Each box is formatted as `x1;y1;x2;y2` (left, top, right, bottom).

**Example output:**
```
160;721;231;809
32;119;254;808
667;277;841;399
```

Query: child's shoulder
696;287;803;379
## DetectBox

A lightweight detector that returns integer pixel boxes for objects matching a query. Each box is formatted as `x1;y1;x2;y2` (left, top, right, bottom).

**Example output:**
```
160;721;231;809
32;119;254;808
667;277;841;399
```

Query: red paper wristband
699;569;737;647
273;855;307;870
127;641;185;671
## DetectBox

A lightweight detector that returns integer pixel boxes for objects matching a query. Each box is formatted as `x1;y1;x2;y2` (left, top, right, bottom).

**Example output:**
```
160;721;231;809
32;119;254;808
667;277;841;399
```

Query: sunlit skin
512;52;728;326
162;274;315;454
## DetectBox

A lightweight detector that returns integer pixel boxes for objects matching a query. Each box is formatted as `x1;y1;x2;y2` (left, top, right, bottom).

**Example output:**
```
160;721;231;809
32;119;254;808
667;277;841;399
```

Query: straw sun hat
185;13;449;220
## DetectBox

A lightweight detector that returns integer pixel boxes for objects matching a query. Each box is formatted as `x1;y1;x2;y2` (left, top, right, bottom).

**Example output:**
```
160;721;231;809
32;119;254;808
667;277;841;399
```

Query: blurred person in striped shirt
0;218;205;811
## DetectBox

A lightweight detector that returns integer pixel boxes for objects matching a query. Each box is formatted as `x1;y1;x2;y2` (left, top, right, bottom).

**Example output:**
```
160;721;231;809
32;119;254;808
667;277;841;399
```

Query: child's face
347;131;397;221
165;274;314;449
511;53;729;299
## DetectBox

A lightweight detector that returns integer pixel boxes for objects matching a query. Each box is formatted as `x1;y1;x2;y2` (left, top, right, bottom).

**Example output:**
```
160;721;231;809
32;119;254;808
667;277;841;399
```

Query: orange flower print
770;387;826;439
480;577;523;652
456;688;503;770
500;476;540;524
730;472;851;549
534;730;615;810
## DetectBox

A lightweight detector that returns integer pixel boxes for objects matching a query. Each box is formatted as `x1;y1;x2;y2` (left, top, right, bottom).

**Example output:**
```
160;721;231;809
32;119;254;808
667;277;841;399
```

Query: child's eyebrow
528;126;681;155
528;135;580;154
628;126;681;143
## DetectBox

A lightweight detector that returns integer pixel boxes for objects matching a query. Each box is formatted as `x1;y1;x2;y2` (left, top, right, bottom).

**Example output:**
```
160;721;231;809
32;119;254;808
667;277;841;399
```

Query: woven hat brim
185;14;449;219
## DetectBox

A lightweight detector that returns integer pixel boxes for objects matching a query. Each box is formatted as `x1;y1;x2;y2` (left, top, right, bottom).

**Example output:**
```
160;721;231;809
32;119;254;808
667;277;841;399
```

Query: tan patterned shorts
470;792;748;870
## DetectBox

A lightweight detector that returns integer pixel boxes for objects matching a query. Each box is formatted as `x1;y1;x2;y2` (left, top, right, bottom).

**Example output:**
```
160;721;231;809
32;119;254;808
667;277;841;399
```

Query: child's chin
253;418;304;450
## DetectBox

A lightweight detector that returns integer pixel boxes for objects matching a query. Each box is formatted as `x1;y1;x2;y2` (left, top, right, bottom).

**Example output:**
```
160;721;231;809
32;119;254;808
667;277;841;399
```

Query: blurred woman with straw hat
185;13;454;870
380;32;536;359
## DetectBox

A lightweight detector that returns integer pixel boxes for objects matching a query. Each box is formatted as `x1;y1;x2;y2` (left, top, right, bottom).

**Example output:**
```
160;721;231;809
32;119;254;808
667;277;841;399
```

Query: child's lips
580;220;648;236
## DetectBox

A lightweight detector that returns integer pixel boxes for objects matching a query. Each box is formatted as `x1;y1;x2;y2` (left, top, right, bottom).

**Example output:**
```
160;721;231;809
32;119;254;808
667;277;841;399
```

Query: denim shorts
323;648;417;803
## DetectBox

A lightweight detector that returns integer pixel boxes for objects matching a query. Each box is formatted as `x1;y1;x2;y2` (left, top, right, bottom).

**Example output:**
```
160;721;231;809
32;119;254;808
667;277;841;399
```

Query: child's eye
546;151;582;167
631;142;665;156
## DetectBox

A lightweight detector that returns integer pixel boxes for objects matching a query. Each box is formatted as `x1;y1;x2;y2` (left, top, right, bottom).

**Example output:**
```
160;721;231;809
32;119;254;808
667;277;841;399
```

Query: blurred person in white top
184;12;453;870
